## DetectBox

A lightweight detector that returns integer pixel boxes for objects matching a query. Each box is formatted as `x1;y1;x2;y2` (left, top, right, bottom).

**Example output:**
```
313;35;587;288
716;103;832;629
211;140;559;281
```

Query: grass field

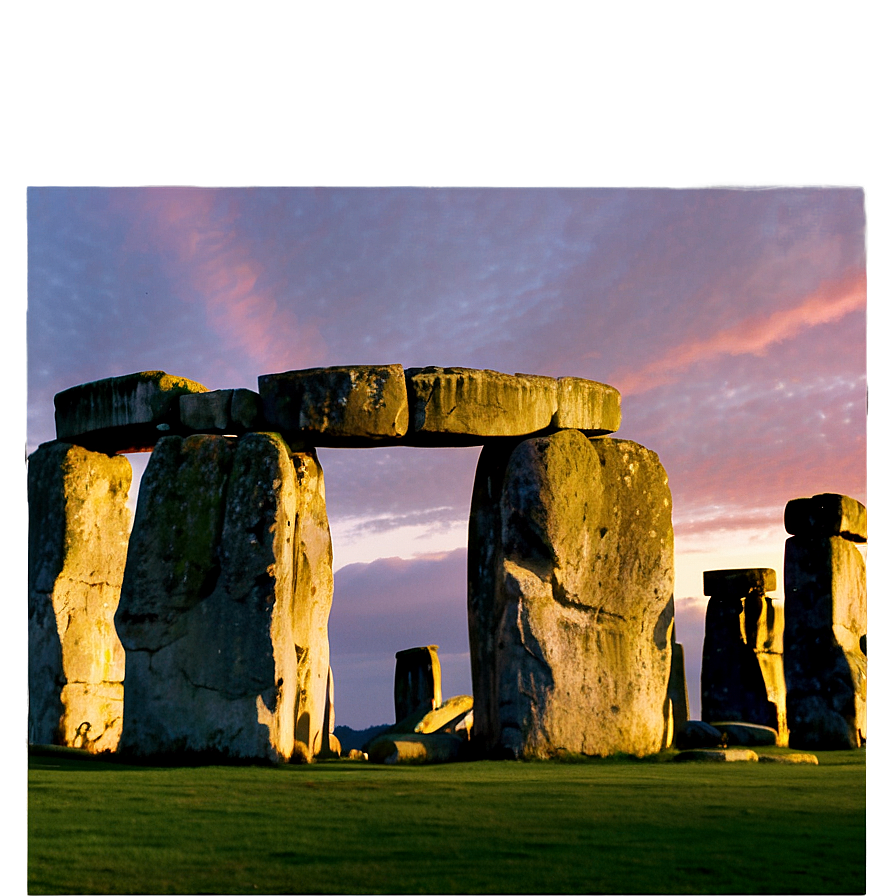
27;747;865;895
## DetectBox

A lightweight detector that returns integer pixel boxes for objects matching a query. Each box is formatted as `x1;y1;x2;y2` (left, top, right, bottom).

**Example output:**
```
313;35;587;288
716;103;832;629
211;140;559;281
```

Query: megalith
783;493;867;749
394;645;442;723
468;431;674;758
115;432;333;762
700;568;787;744
28;441;132;752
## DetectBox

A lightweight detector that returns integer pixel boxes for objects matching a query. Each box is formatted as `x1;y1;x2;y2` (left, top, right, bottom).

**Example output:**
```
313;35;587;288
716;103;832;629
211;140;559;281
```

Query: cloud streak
612;270;866;395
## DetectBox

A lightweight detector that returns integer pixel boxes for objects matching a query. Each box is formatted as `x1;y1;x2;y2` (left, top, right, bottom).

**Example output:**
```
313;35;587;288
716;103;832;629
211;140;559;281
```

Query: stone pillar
663;627;690;748
28;442;132;752
115;433;333;762
700;568;787;743
394;645;442;723
783;493;867;749
468;431;674;759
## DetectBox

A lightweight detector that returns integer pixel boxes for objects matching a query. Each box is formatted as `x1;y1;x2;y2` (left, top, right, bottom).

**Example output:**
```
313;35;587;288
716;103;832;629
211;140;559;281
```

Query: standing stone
664;631;690;748
784;494;867;749
55;371;207;453
115;433;333;762
394;645;442;723
468;431;674;758
316;666;341;758
258;365;409;446
28;442;132;752
701;568;788;744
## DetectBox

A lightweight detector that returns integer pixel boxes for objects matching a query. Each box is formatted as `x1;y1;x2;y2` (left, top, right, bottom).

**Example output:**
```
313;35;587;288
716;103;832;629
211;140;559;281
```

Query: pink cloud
122;189;327;375
611;270;866;396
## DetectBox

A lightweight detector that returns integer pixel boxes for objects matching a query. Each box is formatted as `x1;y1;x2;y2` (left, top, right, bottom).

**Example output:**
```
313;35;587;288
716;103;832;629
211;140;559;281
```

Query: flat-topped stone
258;365;409;446
55;371;207;453
784;493;867;542
179;388;261;434
710;722;778;746
552;376;622;434
703;568;776;597
405;367;558;443
758;752;819;764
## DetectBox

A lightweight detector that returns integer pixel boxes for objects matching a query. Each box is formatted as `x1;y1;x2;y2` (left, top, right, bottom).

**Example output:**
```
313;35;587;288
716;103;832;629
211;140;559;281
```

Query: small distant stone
710;722;779;747
758;752;819;765
674;748;759;762
675;720;722;750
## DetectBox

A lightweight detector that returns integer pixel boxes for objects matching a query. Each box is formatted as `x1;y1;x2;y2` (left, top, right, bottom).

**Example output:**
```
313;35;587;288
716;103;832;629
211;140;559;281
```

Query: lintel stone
552;376;621;434
784;493;867;542
258;365;409;446
703;567;776;598
179;388;261;435
55;370;207;453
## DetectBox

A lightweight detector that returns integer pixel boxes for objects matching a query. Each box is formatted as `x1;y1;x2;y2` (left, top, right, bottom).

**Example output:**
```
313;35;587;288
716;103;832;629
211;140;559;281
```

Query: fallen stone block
115;433;333;762
675;721;722;750
366;732;467;764
784;493;867;543
710;722;778;747
55;371;207;453
28;441;132;752
468;431;674;759
258;365;409;446
758;752;819;764
674;749;759;762
179;388;261;434
414;695;474;735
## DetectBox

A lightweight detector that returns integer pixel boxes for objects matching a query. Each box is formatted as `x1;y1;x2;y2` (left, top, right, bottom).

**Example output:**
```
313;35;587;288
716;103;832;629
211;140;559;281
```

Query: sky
26;186;867;728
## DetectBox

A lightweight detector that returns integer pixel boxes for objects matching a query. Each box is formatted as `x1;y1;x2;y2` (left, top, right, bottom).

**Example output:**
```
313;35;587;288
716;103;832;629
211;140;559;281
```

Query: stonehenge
28;365;868;761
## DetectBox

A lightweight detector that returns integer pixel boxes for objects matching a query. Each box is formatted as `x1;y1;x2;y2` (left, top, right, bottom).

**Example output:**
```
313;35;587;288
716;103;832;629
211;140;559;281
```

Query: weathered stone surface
414;695;474;735
552;376;622;434
676;720;722;750
703;568;776;598
710;722;778;747
758;752;819;764
394;645;442;723
28;442;132;752
701;569;787;743
55;371;207;453
674;748;759;762
366;732;467;765
405;367;559;444
258;365;409;445
785;493;867;542
468;431;674;758
784;534;866;749
179;388;261;434
115;433;333;762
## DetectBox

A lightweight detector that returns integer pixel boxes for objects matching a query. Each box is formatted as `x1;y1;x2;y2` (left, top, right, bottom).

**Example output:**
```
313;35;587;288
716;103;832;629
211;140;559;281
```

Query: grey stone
394;645;442;723
665;635;689;746
28;442;132;752
55;371;207;453
468;431;674;759
115;433;333;762
784;533;866;749
258;365;409;446
675;720;722;750
784;493;867;543
179;388;261;434
758;752;819;764
710;721;779;747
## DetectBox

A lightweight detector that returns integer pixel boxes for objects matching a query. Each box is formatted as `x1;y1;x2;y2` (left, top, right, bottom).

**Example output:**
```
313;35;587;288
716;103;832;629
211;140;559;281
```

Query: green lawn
28;748;865;894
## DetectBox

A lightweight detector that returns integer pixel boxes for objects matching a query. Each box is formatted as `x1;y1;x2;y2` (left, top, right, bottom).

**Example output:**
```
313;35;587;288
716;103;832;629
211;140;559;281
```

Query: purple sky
27;187;866;728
